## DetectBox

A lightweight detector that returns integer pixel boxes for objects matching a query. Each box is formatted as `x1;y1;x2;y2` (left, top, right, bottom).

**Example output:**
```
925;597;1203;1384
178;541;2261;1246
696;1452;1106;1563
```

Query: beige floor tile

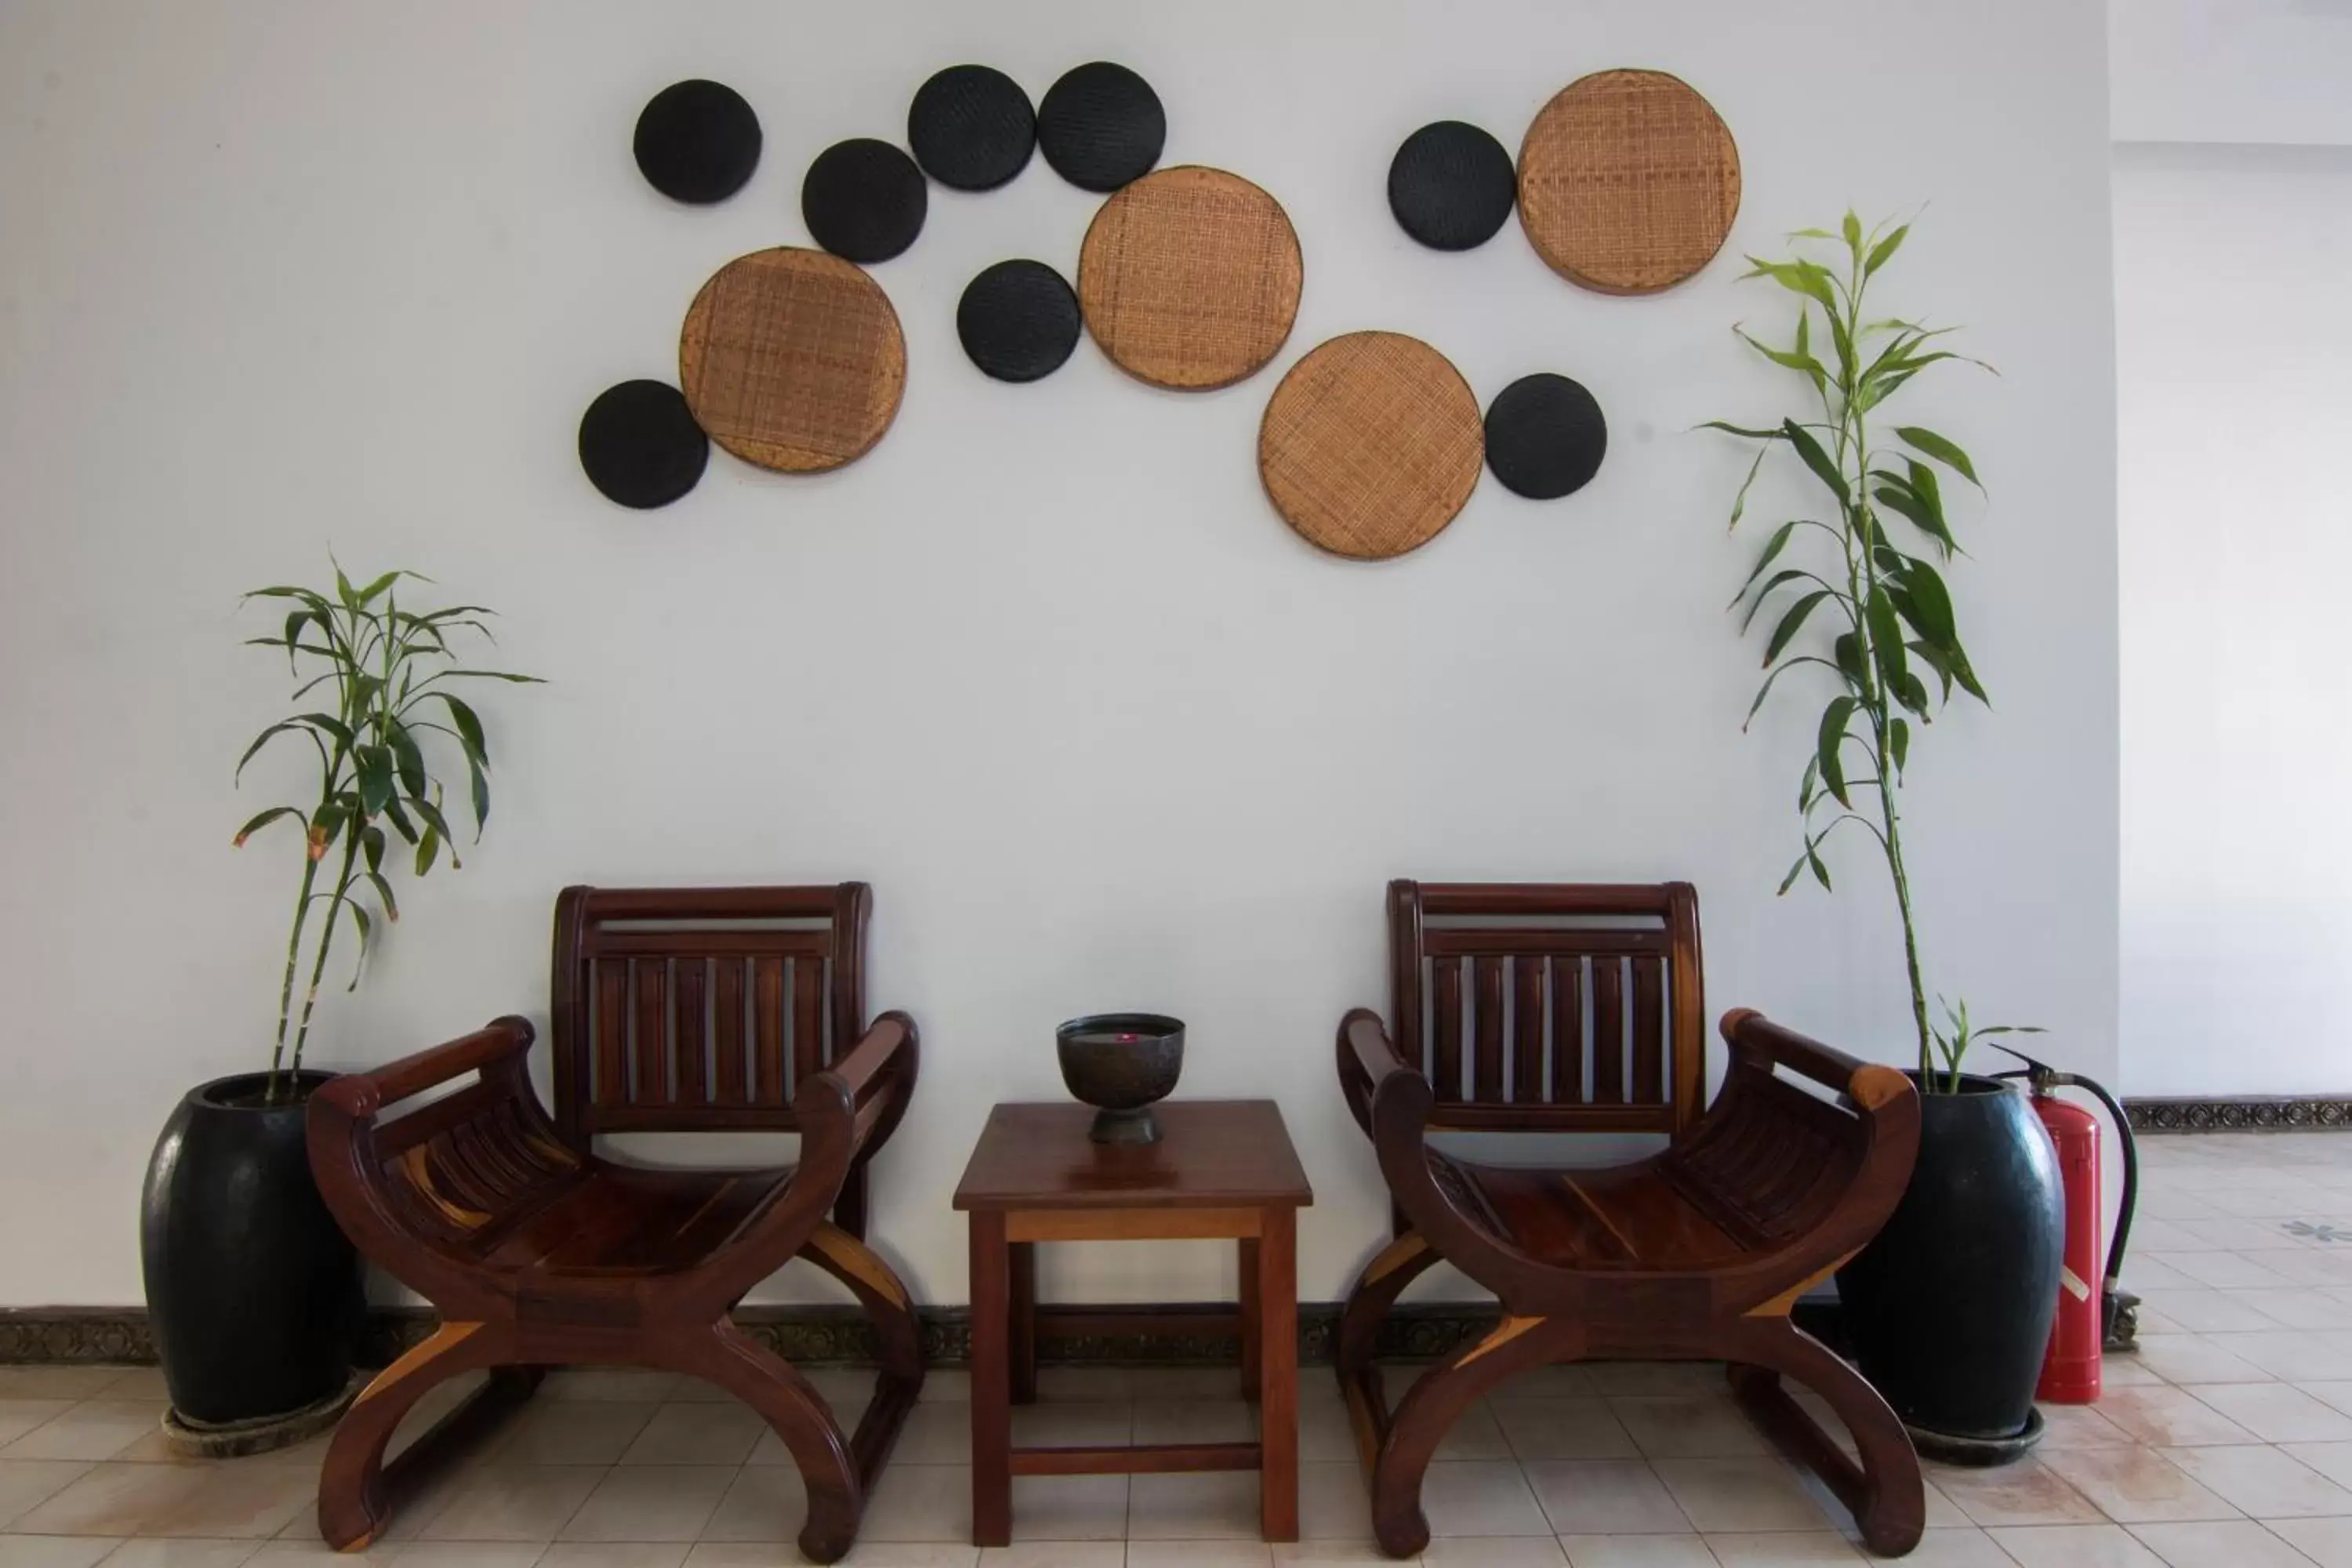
1652;1460;1839;1534
418;1464;606;1542
241;1544;400;1567
1126;1543;1276;1568
2037;1445;2241;1523
746;1401;866;1465
1006;1403;1129;1451
2127;1520;2320;1568
798;1370;879;1409
2100;1388;2263;1447
1524;1461;1694;1535
1884;1527;2020;1568
1612;1398;1773;1460
2230;1294;2352;1332
0;1461;94;1531
492;1403;659;1466
2162;1446;2352;1517
2131;1296;2288;1335
616;1406;765;1468
2039;1405;2140;1447
917;1372;971;1405
540;1372;681;1404
1128;1471;1254;1539
1294;1461;1374;1541
1269;1544;1394;1566
2300;1390;2352;1422
2283;1445;2352;1490
92;1375;169;1403
386;1547;548;1568
975;1547;1123;1568
887;1403;975;1465
1494;1401;1639;1461
1296;1397;1356;1464
0;1541;119;1568
1130;1400;1254;1447
1420;1540;1569;1565
14;1464;312;1538
1005;1475;1129;1541
1588;1367;1728;1399
1697;1532;1864;1566
2161;1255;2303;1291
1127;1369;1242;1403
1558;1535;1721;1568
85;1542;262;1568
2193;1388;2352;1444
1419;1461;1553;1537
2217;1336;2352;1383
0;1403;81;1449
2104;1356;2169;1388
2136;1339;2279;1386
1029;1370;1130;1404
688;1544;977;1568
557;1466;733;1542
2262;1519;2352;1568
1987;1523;2169;1568
1494;1366;1601;1400
858;1465;971;1542
696;1465;805;1543
531;1546;690;1568
1434;1402;1515;1461
0;1371;132;1401
1923;1459;2103;1528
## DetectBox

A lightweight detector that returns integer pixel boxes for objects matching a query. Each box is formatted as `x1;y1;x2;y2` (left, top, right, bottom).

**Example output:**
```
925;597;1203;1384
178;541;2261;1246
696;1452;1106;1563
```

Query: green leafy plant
1711;212;2001;1089
1929;996;2043;1097
234;564;539;1102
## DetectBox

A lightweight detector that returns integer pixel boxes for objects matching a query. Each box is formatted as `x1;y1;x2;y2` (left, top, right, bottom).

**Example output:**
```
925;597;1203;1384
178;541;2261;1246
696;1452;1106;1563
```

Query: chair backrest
1388;880;1706;1136
549;884;869;1145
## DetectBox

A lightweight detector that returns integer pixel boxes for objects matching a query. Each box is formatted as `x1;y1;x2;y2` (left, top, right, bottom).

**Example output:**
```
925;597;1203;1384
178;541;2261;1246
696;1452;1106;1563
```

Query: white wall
2110;0;2352;147
2114;142;2352;1098
0;0;2118;1308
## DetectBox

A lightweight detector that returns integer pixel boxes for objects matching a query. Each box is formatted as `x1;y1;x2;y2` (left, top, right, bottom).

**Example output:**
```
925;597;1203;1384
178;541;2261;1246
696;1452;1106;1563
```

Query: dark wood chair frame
308;884;922;1566
1334;880;1925;1559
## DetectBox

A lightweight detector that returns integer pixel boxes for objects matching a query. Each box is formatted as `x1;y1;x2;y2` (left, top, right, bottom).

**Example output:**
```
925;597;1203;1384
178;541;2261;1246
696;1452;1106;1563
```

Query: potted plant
139;565;536;1451
1711;215;2063;1461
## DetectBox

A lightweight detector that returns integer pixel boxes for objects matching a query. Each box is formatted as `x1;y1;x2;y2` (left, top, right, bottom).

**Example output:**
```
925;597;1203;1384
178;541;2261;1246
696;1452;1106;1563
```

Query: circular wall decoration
1258;332;1483;561
1517;69;1740;295
678;246;906;473
801;138;928;263
1483;373;1607;499
1388;121;1515;251
908;64;1036;191
579;379;710;508
633;80;762;205
1076;165;1302;391
958;260;1080;383
1036;62;1166;192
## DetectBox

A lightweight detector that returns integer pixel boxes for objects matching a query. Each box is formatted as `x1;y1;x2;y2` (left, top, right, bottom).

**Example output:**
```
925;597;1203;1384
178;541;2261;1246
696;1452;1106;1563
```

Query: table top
953;1100;1313;1212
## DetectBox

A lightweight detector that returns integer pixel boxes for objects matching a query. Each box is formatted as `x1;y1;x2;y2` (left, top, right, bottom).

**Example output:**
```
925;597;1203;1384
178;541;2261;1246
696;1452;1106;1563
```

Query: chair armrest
1719;1007;1913;1113
1336;1007;1414;1137
800;1010;919;1169
316;1015;537;1118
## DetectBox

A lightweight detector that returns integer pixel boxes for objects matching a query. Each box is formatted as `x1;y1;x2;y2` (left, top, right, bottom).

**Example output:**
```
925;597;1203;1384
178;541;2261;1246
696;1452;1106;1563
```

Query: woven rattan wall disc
677;246;906;473
1258;332;1483;561
1076;165;1303;391
1516;69;1740;295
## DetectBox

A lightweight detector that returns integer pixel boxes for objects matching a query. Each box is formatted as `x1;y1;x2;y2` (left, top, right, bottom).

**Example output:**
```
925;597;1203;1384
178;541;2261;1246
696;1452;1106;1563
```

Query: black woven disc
1388;120;1515;250
957;260;1080;383
1036;62;1165;192
909;64;1036;191
579;380;709;509
1484;373;1607;499
633;80;761;205
801;138;928;263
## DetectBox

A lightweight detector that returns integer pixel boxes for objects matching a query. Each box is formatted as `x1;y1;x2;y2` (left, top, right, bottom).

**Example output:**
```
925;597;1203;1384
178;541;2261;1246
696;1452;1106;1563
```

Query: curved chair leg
318;1321;510;1550
1727;1319;1924;1556
1336;1232;1439;1386
666;1321;864;1566
1371;1315;1582;1559
801;1221;925;1484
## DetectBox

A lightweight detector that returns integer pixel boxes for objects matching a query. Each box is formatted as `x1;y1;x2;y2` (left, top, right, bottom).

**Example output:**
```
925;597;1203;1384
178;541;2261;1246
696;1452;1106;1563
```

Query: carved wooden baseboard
2126;1096;2352;1133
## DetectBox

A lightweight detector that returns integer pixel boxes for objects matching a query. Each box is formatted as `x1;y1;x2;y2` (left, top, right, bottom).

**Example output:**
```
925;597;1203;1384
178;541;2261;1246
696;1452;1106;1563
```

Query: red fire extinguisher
1988;1044;2143;1404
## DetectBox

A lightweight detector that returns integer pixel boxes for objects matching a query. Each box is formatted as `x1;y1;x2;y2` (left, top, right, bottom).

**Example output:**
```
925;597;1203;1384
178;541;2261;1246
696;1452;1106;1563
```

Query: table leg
970;1210;1012;1547
1010;1240;1038;1406
1238;1236;1261;1401
1258;1207;1298;1541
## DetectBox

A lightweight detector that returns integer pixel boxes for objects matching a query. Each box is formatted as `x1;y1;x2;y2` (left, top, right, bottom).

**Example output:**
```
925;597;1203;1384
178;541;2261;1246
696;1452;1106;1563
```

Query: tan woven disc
1258;332;1483;561
1517;69;1741;296
1078;165;1304;391
678;246;906;473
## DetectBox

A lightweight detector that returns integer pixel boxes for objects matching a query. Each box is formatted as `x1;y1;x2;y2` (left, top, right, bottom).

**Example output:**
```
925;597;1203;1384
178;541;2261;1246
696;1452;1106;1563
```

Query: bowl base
1090;1107;1161;1145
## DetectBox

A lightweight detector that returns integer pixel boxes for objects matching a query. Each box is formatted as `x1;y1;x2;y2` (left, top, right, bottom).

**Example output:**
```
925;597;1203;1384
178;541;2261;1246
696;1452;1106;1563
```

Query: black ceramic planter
140;1071;364;1429
1836;1071;2063;1462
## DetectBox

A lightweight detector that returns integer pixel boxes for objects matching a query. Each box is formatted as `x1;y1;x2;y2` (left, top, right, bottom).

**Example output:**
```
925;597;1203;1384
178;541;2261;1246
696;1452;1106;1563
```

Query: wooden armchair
308;884;922;1566
1334;881;1924;1559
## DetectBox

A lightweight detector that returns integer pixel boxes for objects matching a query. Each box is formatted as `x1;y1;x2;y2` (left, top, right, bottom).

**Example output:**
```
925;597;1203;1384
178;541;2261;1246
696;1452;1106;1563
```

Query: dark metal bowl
1055;1013;1185;1144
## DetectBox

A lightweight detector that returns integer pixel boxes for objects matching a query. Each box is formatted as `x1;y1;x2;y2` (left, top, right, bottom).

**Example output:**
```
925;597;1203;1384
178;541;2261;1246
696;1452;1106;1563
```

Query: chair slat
1512;958;1544;1103
1472;956;1504;1102
1549;956;1584;1104
1592;958;1625;1103
673;959;708;1105
713;960;746;1105
1432;957;1464;1102
754;956;786;1104
632;959;670;1105
793;955;825;1094
1632;956;1665;1104
593;960;628;1108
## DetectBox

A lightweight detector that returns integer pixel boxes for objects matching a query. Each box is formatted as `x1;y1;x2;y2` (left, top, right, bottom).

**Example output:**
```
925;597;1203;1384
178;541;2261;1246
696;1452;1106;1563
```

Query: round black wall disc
1036;62;1165;192
1388;120;1515;250
801;138;929;263
1484;373;1607;499
633;80;761;204
957;260;1081;383
579;379;709;509
909;64;1036;191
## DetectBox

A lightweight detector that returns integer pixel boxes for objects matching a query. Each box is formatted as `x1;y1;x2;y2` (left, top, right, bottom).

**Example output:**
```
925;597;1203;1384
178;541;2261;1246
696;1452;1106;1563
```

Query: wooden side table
953;1099;1314;1545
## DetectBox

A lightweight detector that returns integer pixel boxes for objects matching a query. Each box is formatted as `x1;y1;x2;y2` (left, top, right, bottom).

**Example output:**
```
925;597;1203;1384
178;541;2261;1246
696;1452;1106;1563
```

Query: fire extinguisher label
2060;1265;2092;1301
